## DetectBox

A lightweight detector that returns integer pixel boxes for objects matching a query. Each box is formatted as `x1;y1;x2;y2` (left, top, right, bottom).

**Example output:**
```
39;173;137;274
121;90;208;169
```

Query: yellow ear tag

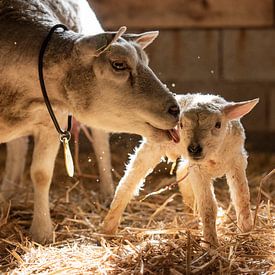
170;161;177;175
62;137;74;177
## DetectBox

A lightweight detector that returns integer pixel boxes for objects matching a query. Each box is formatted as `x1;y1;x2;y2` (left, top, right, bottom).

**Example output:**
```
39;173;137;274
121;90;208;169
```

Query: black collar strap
38;24;72;141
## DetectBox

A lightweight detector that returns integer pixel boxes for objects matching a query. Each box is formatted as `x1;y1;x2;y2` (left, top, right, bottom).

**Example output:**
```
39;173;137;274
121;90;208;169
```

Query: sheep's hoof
0;193;7;205
99;195;113;208
0;187;16;203
99;188;114;206
202;236;219;249
30;222;54;244
0;194;11;222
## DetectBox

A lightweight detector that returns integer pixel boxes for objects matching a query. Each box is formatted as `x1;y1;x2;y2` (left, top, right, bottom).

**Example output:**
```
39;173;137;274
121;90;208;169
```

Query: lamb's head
65;27;180;143
177;94;259;162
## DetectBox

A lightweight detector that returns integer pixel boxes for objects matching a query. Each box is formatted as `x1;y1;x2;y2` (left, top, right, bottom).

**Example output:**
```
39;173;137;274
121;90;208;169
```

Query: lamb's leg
30;129;60;243
226;156;252;232
177;160;195;210
102;141;162;234
190;167;219;247
92;129;113;200
1;137;28;201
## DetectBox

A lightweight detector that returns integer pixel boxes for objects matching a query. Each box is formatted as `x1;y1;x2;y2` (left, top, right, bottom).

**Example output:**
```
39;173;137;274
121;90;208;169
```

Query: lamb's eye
112;61;127;71
215;121;221;129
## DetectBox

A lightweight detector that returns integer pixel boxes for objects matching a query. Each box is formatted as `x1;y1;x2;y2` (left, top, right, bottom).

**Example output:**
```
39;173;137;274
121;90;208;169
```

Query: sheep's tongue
167;127;180;143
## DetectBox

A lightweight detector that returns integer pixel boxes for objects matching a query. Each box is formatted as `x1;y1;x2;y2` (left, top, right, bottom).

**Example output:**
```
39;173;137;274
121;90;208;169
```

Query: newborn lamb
103;93;258;247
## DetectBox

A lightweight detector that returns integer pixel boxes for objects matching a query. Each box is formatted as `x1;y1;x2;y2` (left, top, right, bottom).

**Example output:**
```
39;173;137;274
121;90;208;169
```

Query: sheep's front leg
1;137;28;201
190;167;219;247
103;141;162;234
226;156;252;232
92;129;113;201
30;129;60;243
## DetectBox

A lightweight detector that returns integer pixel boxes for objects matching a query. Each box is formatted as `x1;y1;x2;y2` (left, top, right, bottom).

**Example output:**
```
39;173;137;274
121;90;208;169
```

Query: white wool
78;0;103;35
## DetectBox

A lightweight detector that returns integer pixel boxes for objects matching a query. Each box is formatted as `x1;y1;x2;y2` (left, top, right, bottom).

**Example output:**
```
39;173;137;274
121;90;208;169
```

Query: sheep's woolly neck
0;0;79;30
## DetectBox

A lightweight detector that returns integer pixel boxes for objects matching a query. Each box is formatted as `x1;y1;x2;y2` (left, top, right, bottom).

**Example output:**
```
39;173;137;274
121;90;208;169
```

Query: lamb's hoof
239;222;253;233
238;213;253;232
30;223;54;244
101;224;118;235
102;216;119;235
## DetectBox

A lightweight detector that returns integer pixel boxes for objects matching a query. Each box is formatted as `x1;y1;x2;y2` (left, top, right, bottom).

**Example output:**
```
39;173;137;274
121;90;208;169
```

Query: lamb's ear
74;26;127;58
223;98;259;120
123;31;159;49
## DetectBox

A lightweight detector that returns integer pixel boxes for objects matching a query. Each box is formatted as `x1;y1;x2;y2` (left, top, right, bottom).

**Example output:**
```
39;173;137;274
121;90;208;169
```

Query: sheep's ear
123;31;159;49
75;26;127;58
223;98;259;120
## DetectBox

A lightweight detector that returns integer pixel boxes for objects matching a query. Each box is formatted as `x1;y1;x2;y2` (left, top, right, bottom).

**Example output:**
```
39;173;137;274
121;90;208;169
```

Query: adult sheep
1;0;114;204
0;0;180;243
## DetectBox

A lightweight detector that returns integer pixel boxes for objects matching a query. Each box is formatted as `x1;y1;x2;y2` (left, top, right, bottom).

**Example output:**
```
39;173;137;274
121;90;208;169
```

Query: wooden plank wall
89;0;273;29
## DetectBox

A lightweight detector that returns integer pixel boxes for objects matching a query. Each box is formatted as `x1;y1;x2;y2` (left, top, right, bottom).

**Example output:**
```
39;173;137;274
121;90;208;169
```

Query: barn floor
0;134;274;274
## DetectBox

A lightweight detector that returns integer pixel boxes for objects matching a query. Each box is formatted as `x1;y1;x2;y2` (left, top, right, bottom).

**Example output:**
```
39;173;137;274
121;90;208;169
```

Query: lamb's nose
168;104;180;118
187;143;203;157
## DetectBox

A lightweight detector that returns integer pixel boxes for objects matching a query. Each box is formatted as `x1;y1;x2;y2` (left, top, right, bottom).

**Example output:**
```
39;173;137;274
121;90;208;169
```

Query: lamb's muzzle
187;143;203;159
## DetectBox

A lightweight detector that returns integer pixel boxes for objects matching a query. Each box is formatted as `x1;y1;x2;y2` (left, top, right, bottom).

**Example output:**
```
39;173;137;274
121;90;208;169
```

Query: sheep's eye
215;121;221;129
180;122;183;129
112;61;127;71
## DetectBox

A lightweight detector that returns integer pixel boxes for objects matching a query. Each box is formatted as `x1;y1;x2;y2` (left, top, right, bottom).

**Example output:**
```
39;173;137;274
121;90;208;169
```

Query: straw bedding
0;135;274;274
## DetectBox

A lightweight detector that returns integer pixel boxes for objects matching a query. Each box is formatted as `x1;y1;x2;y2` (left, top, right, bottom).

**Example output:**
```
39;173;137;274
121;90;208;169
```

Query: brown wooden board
89;0;274;29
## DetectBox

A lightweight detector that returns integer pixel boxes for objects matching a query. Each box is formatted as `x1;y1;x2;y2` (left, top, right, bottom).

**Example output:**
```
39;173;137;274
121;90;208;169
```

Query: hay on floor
0;147;274;274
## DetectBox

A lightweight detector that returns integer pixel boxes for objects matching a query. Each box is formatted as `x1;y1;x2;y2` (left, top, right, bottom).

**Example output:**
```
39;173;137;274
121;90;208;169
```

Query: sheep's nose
168;104;180;119
187;143;203;158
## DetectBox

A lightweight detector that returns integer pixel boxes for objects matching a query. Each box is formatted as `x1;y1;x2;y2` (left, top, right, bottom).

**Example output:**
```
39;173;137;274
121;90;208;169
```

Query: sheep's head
65;27;180;143
177;94;258;162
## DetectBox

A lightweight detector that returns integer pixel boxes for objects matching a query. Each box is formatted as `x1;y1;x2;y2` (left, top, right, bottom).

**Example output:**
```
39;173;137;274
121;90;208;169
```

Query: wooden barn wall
89;0;275;148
